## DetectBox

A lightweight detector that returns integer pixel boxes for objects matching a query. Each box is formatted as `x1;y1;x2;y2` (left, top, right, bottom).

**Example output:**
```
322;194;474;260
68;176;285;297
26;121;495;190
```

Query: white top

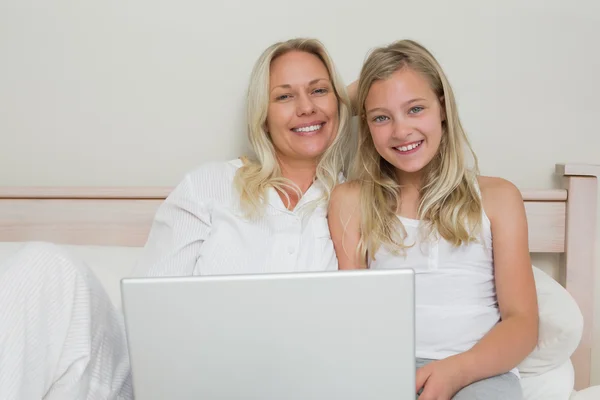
370;199;501;362
134;159;338;277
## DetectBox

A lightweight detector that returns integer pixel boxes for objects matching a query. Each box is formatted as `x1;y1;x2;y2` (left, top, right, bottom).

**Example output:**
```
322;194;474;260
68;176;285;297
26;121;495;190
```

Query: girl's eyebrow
366;98;427;114
366;107;388;115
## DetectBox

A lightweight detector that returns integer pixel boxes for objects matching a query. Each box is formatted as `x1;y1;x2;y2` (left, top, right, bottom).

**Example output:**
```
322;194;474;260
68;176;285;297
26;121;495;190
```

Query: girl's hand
416;355;471;400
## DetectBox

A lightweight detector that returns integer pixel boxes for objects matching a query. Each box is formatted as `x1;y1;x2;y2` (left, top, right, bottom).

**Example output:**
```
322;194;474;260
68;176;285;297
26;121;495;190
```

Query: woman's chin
293;143;331;161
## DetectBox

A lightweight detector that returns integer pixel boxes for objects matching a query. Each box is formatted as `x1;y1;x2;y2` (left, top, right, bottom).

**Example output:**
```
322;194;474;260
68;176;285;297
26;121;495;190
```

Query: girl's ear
439;96;446;122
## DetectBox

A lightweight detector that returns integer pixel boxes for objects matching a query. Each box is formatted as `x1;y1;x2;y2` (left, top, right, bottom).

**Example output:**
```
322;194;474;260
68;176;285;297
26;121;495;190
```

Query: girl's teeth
294;124;322;133
397;141;422;152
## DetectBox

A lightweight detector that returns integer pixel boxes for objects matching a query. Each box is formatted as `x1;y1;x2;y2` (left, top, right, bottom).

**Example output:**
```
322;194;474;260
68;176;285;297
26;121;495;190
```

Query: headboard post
556;163;600;390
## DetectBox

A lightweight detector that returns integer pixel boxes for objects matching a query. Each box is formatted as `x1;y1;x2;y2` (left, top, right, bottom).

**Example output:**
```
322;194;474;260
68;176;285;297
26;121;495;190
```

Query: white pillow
571;386;600;400
59;243;143;308
521;359;575;400
518;267;584;376
0;241;27;262
0;241;142;308
1;243;586;371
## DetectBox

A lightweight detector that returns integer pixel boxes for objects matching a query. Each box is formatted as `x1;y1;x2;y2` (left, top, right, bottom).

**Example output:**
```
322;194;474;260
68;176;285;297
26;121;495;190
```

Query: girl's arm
328;182;366;269
459;176;539;382
417;177;539;398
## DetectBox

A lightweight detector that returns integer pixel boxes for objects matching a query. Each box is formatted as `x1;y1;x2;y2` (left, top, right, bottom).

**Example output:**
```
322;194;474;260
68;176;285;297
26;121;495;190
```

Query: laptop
121;269;415;400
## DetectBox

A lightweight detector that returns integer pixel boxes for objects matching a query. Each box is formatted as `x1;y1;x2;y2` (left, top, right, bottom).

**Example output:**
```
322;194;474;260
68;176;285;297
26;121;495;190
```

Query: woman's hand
416;355;471;400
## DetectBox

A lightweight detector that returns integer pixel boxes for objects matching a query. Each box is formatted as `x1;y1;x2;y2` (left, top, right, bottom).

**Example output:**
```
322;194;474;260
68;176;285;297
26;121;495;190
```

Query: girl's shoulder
330;181;361;203
477;175;521;197
328;181;362;219
477;175;524;221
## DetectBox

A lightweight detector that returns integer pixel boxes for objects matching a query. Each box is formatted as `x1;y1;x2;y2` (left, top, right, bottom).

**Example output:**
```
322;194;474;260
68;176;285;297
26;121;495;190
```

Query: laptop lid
121;269;415;400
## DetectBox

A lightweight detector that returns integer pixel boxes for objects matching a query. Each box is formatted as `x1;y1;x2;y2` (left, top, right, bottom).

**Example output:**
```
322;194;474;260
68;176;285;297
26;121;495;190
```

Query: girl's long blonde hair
234;38;352;217
353;39;482;260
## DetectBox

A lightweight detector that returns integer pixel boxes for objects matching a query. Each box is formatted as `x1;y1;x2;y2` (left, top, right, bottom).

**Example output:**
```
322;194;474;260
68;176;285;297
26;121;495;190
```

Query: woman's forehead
270;51;330;89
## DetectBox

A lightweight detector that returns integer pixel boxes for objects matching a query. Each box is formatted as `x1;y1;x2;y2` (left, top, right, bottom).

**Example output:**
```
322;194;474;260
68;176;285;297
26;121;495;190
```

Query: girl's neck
395;169;424;191
395;170;423;219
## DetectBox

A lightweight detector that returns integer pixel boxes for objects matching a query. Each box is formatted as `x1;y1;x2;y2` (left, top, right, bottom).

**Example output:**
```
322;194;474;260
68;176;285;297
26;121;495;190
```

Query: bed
0;162;598;399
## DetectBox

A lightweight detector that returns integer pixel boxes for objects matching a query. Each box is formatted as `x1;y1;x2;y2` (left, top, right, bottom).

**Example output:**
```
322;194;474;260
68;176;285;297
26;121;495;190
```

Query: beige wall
2;0;599;384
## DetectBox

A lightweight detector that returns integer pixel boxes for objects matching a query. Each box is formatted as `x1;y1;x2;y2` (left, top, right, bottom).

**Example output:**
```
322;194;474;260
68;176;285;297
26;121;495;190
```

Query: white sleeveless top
369;190;501;361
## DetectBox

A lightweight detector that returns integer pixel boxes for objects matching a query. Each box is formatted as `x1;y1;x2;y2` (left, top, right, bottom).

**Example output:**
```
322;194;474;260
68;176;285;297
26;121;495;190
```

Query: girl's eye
313;88;329;95
276;94;291;101
409;106;424;114
372;115;390;123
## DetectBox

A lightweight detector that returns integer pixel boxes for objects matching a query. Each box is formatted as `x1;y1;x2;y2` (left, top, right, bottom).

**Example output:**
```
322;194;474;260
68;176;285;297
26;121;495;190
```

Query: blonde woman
328;40;538;399
135;38;352;278
0;38;351;399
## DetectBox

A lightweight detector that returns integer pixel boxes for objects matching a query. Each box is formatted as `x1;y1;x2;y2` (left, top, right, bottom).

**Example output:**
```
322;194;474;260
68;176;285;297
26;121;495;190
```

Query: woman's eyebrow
271;78;331;92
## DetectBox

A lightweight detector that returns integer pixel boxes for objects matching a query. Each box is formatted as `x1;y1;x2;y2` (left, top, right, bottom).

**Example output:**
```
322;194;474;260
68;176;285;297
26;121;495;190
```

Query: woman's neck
277;156;318;210
278;157;317;192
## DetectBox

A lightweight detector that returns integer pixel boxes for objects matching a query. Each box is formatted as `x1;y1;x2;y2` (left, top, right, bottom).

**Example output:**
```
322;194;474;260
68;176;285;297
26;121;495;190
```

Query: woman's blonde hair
352;39;482;260
234;38;352;217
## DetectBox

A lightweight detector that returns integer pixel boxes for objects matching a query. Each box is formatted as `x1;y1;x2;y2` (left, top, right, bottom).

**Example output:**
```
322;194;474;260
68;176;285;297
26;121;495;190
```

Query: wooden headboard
0;163;598;389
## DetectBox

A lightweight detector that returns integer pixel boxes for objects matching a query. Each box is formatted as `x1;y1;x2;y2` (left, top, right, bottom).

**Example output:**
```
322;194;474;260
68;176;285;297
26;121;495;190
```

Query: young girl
328;40;539;400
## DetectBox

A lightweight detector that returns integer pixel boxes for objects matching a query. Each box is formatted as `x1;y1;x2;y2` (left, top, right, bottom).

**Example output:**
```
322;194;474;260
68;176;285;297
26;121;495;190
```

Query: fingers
419;384;451;400
418;386;437;400
415;365;431;393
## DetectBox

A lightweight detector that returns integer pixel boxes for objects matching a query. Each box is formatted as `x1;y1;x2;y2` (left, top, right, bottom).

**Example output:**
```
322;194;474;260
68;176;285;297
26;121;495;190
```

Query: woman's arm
328;182;366;269
459;176;539;382
132;171;212;277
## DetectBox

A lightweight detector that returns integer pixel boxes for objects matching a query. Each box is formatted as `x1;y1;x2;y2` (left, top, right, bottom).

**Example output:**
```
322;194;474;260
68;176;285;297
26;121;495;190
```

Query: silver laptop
121;269;415;400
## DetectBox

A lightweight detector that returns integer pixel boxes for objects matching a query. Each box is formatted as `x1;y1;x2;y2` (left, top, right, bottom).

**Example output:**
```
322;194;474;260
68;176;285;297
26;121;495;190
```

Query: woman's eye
313;88;329;95
372;115;389;123
409;106;424;114
276;94;291;101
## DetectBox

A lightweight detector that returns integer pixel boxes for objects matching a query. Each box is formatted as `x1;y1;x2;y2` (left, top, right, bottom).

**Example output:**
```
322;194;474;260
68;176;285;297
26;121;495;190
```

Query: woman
134;38;352;278
0;37;352;400
328;39;538;399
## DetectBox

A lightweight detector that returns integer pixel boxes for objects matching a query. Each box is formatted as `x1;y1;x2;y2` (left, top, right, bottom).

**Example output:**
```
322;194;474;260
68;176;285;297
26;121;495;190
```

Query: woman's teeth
293;124;322;133
395;140;423;152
